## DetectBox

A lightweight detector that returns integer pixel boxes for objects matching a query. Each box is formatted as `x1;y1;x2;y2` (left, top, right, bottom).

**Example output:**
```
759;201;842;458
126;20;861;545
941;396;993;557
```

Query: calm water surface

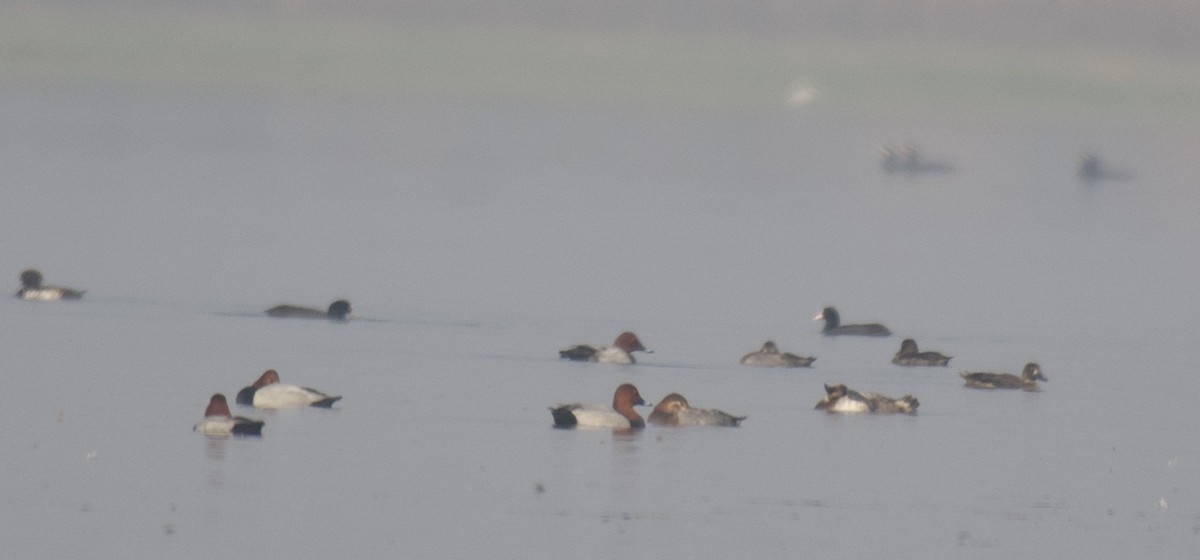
3;47;1200;559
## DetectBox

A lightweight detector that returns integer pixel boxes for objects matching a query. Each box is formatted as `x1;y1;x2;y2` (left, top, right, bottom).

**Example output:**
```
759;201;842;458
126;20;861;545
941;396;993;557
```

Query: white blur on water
3;1;1200;558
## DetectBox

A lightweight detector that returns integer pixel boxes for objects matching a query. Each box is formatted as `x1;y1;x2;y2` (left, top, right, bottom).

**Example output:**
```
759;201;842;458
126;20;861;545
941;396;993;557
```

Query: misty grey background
3;1;1198;558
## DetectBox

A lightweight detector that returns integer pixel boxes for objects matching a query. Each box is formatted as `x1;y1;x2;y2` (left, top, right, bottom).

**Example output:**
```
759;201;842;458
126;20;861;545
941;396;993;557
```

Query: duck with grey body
961;363;1047;391
740;341;815;367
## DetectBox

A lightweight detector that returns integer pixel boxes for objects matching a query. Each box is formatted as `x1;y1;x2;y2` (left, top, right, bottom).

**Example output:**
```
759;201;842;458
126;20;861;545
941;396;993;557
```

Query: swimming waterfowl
15;269;84;300
235;369;342;409
194;393;265;436
647;393;745;427
961;363;1046;391
265;300;352;320
814;383;918;414
558;332;651;364
877;144;953;175
891;338;952;366
1077;153;1130;184
813;307;891;336
740;341;815;367
550;383;647;429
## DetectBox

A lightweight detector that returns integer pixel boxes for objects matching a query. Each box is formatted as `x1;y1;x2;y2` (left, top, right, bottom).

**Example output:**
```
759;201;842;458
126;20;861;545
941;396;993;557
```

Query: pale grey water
4;11;1200;560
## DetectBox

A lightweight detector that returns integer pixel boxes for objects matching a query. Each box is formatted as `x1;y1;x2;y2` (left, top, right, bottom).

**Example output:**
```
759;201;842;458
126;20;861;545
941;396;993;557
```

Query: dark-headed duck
550;383;648;429
194;393;265;436
235;369;341;409
558;332;651;364
16;269;84;300
892;338;952;366
813;307;891;336
265;300;352;320
740;341;815;367
961;363;1046;391
814;383;918;414
647;393;745;427
1077;153;1130;184
877;144;953;175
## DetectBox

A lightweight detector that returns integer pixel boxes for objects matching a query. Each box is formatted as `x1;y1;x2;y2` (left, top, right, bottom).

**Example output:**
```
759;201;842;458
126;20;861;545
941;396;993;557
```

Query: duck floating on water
16;269;84;301
740;341;815;367
814;383;918;414
265;300;352;320
236;369;342;409
961;363;1046;391
814;307;891;337
194;393;265;436
558;332;651;364
891;338;951;366
647;393;745;427
550;383;648;429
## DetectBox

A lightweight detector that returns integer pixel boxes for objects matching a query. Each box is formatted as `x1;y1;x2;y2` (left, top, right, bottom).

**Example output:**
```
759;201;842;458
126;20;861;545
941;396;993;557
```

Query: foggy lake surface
3;3;1200;558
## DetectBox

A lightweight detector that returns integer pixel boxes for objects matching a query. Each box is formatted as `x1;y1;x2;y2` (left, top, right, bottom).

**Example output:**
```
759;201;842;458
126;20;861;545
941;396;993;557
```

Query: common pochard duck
265;300;352;320
194;393;265;436
961;363;1046;391
814;383;918;414
235;369;342;409
813;307;891;336
550;383;647;429
739;341;815;367
891;338;952;366
15;269;84;300
558;332;651;364
647;393;745;427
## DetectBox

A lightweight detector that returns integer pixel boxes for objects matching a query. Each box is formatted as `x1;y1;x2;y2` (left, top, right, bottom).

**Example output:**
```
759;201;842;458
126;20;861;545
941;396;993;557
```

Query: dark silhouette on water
892;338;952;366
265;300;352;320
16;269;85;300
813;307;891;336
877;144;954;175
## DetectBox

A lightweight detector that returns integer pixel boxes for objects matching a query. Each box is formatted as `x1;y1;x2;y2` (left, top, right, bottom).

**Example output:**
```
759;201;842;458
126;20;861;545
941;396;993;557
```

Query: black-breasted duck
236;369;341;409
558;332;651;364
194;393;264;436
550;383;648;429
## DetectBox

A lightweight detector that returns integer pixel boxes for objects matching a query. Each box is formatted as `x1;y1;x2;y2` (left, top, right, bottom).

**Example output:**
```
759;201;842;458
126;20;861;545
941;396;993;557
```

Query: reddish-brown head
613;332;648;353
612;383;647;410
252;369;281;388
204;393;232;417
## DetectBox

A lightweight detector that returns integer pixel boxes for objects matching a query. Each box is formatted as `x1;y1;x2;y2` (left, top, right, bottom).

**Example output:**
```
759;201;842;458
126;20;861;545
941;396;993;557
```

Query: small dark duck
813;307;891;336
265;300;352;320
891;338;952;366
